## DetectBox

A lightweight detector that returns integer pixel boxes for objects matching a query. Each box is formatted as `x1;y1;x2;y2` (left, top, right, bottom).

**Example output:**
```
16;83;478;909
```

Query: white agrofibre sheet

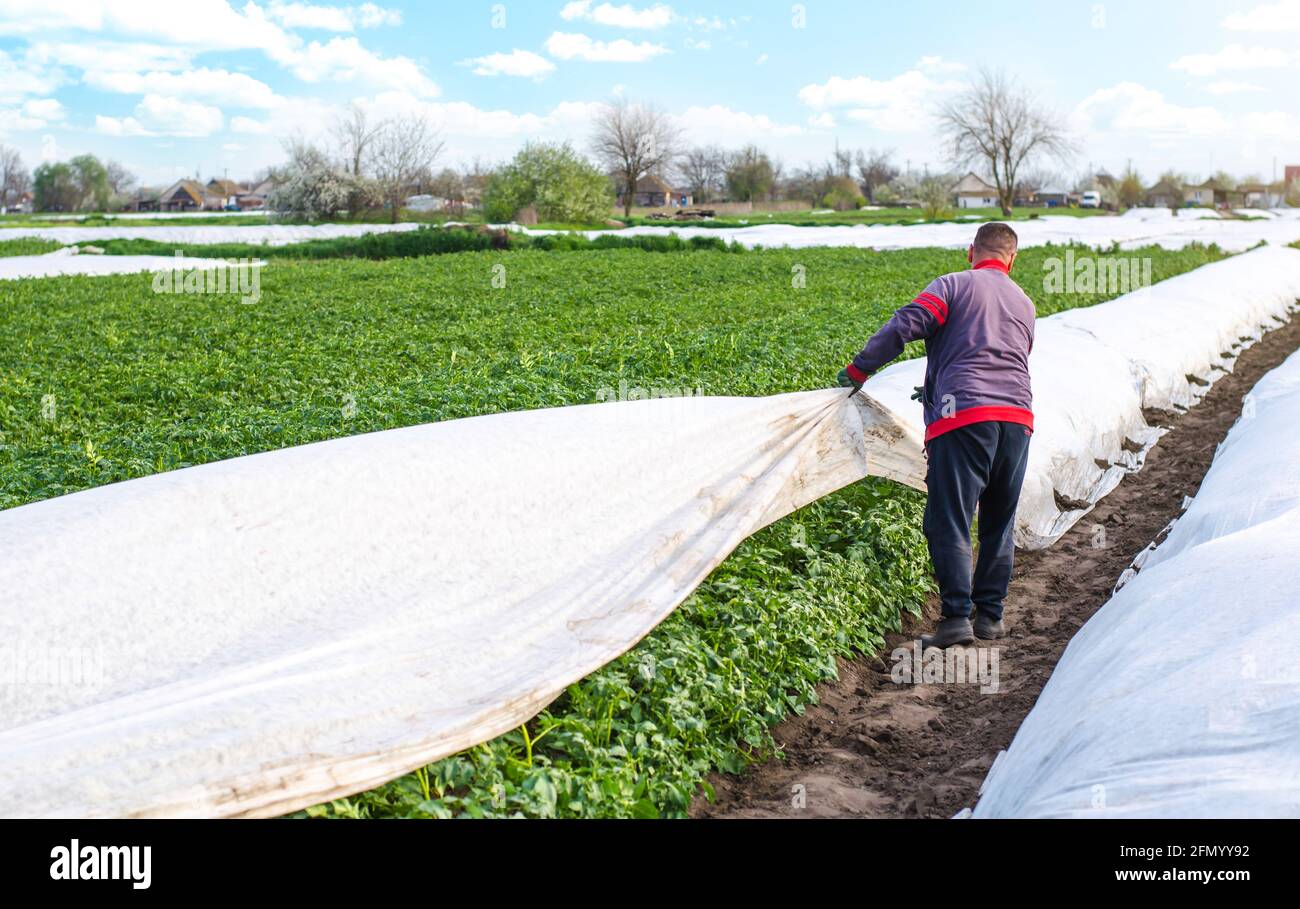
0;221;423;247
863;245;1300;548
973;346;1300;818
3;209;1300;252
530;208;1300;253
0;390;926;818
0;248;242;281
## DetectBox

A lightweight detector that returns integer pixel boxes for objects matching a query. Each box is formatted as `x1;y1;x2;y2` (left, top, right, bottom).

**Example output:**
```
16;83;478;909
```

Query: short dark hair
973;222;1018;258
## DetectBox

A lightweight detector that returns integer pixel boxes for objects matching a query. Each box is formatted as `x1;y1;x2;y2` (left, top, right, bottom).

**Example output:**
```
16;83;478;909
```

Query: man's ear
1008;251;1017;271
967;245;974;264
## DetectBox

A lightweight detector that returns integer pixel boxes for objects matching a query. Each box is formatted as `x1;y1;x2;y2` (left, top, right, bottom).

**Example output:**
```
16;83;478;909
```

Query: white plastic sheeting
974;346;1300;818
864;245;1300;547
0;247;244;281
0;221;422;247
3;209;1300;253
530;208;1300;253
0;390;925;818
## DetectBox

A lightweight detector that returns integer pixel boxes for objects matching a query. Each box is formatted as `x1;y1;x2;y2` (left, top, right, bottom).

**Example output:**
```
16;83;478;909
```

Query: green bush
483;142;614;224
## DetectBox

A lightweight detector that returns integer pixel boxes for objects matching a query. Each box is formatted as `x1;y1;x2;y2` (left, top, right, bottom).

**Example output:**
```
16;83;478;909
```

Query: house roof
617;173;679;195
207;178;245;195
1146;178;1182;194
159;180;205;205
952;172;997;194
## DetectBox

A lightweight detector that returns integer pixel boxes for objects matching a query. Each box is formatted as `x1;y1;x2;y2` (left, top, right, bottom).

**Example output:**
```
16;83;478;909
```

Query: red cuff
845;363;869;384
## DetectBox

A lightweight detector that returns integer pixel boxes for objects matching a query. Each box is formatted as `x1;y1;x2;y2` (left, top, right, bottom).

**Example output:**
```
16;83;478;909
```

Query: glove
837;364;867;391
910;386;925;402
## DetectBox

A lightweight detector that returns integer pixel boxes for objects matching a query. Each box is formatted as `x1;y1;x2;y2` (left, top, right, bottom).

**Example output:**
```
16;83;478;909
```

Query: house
1238;182;1283;209
1034;187;1071;208
2;191;34;214
206;178;245;209
1286;165;1300;186
616;174;693;208
132;187;162;212
1144;178;1184;209
1185;178;1244;209
235;178;276;211
951;173;999;208
157;179;206;212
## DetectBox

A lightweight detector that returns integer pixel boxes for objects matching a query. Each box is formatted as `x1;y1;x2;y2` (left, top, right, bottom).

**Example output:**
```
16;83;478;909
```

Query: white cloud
231;115;273;134
754;53;768;65
26;40;192;73
0;97;65;130
684;37;710;50
265;2;402;31
798;67;964;132
544;31;671;62
1206;80;1267;95
2;1;429;95
559;2;676;29
1170;43;1296;76
97;94;224;137
276;37;439;95
807;112;835;129
677;104;803;139
83;68;281;108
0;48;64;103
1222;0;1300;30
460;49;556;80
355;3;401;27
1072;82;1230;138
267;1;353;31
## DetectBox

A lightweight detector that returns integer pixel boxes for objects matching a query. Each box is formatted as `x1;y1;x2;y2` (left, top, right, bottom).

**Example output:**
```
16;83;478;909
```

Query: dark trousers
923;421;1031;621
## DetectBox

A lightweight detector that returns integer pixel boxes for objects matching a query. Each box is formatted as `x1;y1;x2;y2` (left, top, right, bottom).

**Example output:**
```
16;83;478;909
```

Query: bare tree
677;145;726;204
591;99;681;216
370;114;445;223
937;68;1073;216
334;103;383;178
1;144;29;211
854;148;898;203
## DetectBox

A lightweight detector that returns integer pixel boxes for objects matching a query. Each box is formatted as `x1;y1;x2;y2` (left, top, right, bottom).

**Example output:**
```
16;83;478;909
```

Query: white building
952;173;999;209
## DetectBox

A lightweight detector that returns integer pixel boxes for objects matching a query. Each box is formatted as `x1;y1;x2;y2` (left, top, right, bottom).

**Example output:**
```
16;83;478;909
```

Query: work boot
973;612;1005;640
919;616;974;650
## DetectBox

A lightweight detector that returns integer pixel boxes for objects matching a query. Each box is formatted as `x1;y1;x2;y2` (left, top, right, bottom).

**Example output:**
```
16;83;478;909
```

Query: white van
1080;191;1102;209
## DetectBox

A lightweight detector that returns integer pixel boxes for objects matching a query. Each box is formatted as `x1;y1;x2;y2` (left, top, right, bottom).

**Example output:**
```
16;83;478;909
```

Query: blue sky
1;0;1299;187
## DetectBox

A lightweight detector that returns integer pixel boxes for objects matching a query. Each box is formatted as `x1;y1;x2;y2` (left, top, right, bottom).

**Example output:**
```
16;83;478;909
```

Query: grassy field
0;241;1227;817
0;237;65;257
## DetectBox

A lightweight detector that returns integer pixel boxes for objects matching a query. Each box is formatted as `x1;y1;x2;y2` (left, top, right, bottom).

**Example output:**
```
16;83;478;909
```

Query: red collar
973;258;1012;274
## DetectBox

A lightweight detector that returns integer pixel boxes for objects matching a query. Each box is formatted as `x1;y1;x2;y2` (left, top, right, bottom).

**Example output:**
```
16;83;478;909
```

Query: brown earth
693;312;1300;820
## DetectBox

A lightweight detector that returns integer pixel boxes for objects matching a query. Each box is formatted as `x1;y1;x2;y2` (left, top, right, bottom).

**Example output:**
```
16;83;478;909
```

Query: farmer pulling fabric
838;222;1035;648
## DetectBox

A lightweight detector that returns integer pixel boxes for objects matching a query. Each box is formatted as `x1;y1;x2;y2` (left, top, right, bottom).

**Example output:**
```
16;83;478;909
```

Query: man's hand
837;364;868;392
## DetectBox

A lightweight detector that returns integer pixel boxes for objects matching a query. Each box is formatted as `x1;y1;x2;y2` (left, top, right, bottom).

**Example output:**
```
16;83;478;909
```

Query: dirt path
693;314;1300;819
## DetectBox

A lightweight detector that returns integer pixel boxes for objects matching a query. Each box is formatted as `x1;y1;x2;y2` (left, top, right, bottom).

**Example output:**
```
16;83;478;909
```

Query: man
838;222;1034;648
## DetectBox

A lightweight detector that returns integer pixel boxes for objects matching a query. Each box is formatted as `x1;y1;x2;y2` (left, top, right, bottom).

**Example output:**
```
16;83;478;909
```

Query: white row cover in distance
974;344;1300;817
865;245;1300;548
